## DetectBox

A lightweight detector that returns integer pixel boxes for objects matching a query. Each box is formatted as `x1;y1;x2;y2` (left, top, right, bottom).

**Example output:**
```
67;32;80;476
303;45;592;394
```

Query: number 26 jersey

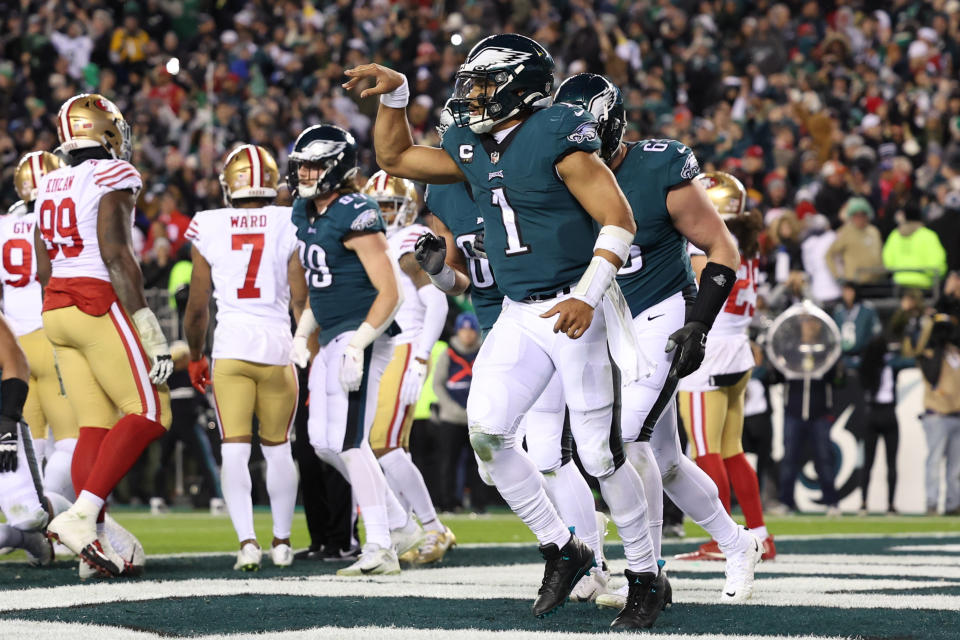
186;206;299;365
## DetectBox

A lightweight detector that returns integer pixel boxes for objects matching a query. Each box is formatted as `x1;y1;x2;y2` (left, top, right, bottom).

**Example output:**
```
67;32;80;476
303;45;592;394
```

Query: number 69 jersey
35;159;142;314
185;206;299;366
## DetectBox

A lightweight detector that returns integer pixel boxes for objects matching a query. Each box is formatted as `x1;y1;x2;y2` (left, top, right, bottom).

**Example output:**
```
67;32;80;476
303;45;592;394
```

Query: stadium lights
166;57;181;75
451;33;463;46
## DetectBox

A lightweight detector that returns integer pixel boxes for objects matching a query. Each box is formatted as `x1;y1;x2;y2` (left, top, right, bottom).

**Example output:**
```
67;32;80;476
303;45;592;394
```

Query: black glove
414;232;447;275
462;230;487;260
0;416;18;473
665;320;708;379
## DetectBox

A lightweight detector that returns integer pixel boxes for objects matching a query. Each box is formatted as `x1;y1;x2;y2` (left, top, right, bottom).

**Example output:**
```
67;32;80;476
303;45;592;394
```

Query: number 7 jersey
36;158;142;315
185;206;299;366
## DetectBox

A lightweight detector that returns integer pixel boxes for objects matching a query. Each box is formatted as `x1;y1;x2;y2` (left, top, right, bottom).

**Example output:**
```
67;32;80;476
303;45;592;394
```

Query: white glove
398;358;428;406
340;344;364;393
290;336;310;369
131;307;173;385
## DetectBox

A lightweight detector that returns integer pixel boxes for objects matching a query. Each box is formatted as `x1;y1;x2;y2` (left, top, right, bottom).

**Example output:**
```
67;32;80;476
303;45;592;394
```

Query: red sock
696;453;731;513
82;415;166;499
724;453;765;529
72;427;109;495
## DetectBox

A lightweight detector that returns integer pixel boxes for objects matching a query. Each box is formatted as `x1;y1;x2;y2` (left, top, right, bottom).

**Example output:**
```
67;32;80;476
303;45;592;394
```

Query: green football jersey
441;103;602;302
615;139;699;316
424;182;504;333
293;192;387;345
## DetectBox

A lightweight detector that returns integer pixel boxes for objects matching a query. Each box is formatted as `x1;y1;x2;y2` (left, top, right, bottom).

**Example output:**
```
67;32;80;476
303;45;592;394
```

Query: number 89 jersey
292;193;388;346
185;205;298;365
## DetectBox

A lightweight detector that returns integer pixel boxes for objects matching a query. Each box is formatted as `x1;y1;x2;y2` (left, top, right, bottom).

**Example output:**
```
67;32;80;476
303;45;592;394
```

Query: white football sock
542;461;600;561
261;442;298;540
625;441;663;560
750;525;769;541
379;448;442;531
484;444;569;548
43;438;77;501
339;446;391;549
75;490;104;516
662;454;726;522
220;443;256;543
384;483;410;531
597;463;658;574
698;504;740;551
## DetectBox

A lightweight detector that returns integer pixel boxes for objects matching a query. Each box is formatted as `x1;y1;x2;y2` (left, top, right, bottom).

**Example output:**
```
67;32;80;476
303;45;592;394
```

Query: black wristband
690;262;738;329
0;377;29;421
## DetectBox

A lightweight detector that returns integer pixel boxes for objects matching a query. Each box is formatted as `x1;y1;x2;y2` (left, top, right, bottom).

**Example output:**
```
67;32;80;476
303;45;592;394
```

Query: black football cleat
663;573;673;610
78;540;122;578
532;534;595;618
610;568;667;629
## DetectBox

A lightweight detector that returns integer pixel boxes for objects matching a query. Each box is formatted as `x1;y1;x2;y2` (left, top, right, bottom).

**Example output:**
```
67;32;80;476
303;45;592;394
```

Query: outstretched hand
342;64;406;98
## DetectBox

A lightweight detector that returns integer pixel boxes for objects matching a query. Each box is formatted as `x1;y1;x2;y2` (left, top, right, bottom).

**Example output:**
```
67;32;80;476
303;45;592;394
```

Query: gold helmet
14;151;64;204
362;170;419;232
695;171;747;220
56;93;132;161
218;144;280;206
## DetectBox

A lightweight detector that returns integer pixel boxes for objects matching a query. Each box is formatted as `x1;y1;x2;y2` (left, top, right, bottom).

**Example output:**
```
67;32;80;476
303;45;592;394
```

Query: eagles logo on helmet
287;124;359;199
361;170;419;235
554;73;626;163
55;93;132;162
218;144;280;207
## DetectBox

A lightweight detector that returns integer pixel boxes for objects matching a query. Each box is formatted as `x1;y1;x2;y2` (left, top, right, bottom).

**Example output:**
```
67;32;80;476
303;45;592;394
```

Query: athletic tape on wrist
595;225;634;263
294;308;319;339
131;307;168;350
428;263;457;292
380;76;410;108
348;322;380;351
572;255;618;309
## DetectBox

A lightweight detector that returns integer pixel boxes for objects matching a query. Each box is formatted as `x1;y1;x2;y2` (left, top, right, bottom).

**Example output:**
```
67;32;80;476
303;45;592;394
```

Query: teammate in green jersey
346;35;665;628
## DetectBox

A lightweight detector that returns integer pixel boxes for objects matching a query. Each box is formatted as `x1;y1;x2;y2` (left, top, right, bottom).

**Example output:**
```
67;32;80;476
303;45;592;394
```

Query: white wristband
572;255;618;309
380;76;410;109
595;225;634;263
348;322;381;351
131;307;167;349
294;308;319;339
428;263;457;293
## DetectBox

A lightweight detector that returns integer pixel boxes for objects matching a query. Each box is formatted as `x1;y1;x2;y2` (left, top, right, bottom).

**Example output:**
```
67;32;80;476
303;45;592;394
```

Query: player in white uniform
184;144;306;571
1;152;79;501
361;171;455;564
677;172;774;561
37;93;174;578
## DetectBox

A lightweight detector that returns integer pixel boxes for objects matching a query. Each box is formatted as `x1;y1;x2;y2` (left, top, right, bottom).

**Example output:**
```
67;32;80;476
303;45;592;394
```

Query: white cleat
47;507;119;577
390;518;425;558
103;515;145;575
233;542;262;571
720;529;763;603
271;543;294;567
570;562;610;602
595;582;628;610
336;543;400;576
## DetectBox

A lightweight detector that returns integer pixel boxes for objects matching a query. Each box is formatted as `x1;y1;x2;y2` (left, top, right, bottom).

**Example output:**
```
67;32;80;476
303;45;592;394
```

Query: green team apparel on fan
425;182;503;334
293;192;387;345
615;139;699;316
440;103;602;302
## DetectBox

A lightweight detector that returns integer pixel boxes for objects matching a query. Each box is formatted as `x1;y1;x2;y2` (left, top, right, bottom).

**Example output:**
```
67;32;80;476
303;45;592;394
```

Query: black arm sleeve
690;262;738;329
0;378;29;420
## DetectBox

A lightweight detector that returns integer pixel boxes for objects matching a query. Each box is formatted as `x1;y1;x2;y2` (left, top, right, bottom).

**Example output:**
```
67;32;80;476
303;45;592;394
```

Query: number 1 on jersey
491;187;530;256
232;233;264;299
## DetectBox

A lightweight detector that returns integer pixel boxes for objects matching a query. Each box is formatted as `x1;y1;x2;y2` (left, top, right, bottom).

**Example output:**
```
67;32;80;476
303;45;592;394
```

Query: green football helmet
450;34;555;134
554;73;626;163
288;124;358;199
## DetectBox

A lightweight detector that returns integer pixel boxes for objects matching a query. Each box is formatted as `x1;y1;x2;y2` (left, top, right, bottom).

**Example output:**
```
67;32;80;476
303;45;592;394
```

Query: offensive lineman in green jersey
345;35;666;628
287;124;421;577
531;74;763;606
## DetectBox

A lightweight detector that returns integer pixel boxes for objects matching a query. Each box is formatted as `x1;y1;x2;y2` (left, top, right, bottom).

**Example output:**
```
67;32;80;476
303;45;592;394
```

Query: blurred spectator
915;273;960;515
814;161;852;226
832;283;882;370
826;198;886;285
766;211;804;286
743;340;779;505
800;214;841;305
110;10;150;70
928;192;960;274
882;204;947;290
431;313;489;512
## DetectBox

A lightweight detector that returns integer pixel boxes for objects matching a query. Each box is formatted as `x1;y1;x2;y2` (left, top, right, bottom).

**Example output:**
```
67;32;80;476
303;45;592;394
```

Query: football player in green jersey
287;124;421;577
346;36;665;628
533;74;762;607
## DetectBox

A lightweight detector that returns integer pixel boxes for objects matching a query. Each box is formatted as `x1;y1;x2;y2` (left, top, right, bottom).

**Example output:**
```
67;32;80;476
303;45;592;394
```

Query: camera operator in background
916;272;960;515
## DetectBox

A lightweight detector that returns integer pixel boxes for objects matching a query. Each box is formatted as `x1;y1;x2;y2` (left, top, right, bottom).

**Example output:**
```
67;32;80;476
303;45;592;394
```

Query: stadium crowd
3;0;960;515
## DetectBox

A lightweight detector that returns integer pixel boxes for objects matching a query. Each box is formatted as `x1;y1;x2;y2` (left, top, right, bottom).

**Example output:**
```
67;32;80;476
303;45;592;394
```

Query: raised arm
97;189;172;384
415;214;472;296
343;64;464;184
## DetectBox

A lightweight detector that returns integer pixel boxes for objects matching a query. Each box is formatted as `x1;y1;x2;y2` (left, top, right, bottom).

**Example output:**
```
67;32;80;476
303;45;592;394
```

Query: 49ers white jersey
388;223;431;344
679;247;758;391
0;202;43;336
186;206;298;366
35;159;142;283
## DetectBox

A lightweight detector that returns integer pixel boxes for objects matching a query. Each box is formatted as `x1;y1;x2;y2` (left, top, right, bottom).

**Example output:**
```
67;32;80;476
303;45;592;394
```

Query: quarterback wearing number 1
346;35;666;629
35;94;174;578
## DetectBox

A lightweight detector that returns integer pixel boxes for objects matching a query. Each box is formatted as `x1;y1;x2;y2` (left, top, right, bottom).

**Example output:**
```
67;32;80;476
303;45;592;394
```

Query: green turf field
2;510;959;639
